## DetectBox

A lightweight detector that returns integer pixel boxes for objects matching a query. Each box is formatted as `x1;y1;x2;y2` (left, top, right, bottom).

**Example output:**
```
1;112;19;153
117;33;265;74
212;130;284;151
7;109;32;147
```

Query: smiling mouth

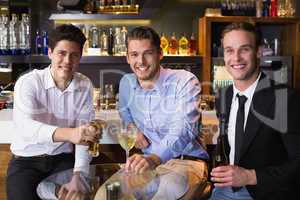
136;65;149;72
231;64;246;69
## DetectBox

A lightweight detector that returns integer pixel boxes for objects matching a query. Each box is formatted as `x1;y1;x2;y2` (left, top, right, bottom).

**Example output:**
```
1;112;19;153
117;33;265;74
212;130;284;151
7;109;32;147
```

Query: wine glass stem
126;150;129;163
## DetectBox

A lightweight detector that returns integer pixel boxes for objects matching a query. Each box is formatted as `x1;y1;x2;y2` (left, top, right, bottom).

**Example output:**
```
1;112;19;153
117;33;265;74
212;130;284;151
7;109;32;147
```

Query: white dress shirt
228;73;261;164
11;66;95;173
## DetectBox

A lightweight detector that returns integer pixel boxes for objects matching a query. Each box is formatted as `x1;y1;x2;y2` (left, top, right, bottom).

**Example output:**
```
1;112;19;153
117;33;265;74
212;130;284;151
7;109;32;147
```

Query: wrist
53;127;75;142
246;169;257;185
148;154;161;168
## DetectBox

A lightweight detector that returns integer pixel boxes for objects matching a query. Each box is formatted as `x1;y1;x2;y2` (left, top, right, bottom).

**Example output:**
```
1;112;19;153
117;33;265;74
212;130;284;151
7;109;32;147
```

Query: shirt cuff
149;145;173;164
37;124;58;144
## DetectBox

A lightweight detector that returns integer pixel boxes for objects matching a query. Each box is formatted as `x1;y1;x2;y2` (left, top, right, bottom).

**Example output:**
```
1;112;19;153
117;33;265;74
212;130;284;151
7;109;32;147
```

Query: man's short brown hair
221;22;262;49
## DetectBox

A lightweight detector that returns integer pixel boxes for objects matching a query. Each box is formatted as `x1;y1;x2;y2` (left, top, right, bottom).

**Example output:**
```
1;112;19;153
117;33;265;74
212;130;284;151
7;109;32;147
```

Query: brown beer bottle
212;114;228;167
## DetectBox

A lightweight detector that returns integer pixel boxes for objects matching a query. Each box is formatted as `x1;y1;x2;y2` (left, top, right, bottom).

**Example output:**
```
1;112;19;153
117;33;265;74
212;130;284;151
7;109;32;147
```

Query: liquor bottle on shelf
270;0;277;17
160;32;169;56
188;33;197;56
108;28;114;55
262;0;270;17
9;13;20;55
100;31;108;55
256;0;263;17
212;114;229;168
178;33;189;56
0;14;10;55
19;13;31;55
84;0;94;14
42;31;48;55
168;32;178;55
114;27;122;55
35;30;43;55
120;26;127;55
90;25;99;48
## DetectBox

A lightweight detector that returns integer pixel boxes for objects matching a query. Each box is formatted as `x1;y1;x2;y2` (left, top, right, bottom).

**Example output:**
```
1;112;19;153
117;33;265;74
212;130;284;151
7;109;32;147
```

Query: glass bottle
90;25;99;48
104;84;115;110
35;30;42;55
100;31;108;55
188;33;197;56
9;13;20;55
108;28;114;55
42;31;48;55
84;0;94;14
212;114;229;168
120;26;127;55
160;32;169;56
114;27;122;55
168;32;178;55
178;33;189;56
270;0;277;17
0;14;10;55
256;0;263;17
19;13;31;55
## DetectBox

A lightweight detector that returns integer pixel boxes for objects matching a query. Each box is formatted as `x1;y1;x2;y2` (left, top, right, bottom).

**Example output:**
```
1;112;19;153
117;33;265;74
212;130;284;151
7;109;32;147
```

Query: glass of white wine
117;123;137;171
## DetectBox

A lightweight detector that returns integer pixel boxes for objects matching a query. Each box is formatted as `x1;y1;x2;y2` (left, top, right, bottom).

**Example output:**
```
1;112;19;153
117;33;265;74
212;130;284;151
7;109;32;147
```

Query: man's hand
134;131;150;149
57;173;87;200
126;123;149;149
210;165;257;187
125;154;161;174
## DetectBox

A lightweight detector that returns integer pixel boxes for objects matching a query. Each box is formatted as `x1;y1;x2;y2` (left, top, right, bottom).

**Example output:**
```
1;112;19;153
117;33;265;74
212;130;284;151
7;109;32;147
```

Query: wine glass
117;122;137;171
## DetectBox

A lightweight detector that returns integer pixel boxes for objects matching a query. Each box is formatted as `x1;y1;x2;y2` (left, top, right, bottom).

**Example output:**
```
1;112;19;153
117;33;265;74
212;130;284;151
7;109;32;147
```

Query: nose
63;54;72;64
232;50;242;61
137;54;146;65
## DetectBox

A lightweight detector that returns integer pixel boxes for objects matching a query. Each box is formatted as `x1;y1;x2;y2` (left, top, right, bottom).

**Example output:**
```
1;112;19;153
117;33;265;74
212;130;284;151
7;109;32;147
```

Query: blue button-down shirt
118;67;208;163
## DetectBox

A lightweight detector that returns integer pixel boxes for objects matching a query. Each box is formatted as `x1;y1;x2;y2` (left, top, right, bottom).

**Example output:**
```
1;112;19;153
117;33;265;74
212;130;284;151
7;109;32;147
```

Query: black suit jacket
215;73;300;200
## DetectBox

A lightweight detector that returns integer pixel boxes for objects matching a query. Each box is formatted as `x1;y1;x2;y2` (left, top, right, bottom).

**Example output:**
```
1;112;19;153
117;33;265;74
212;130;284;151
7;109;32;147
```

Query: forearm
52;127;77;142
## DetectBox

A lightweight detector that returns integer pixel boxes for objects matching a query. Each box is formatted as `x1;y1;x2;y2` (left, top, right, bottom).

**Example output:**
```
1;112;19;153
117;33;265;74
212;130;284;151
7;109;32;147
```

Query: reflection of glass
117;124;137;169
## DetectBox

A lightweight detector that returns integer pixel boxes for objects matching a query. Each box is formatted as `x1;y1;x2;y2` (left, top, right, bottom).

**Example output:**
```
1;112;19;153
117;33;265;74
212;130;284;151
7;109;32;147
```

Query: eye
129;52;138;58
224;48;233;55
71;53;81;60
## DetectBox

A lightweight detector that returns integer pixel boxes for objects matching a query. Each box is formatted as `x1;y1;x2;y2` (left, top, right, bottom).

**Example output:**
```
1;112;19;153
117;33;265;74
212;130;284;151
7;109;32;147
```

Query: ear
159;49;163;60
48;48;53;59
126;53;130;64
256;45;263;59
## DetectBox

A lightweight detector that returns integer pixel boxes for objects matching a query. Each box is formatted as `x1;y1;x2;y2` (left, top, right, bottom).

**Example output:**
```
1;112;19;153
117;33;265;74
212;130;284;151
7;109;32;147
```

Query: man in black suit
210;22;300;200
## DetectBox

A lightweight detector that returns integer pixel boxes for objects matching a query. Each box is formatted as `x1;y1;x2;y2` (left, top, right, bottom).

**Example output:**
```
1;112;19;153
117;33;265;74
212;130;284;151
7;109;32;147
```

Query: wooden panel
0;144;11;200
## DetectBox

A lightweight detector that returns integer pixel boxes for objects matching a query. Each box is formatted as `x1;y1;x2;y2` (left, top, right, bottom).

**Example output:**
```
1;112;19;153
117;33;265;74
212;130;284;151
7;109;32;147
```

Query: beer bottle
212;114;228;168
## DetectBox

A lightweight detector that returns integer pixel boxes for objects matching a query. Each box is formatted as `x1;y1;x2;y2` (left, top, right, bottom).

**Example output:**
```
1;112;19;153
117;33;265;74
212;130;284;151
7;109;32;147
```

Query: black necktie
234;94;247;164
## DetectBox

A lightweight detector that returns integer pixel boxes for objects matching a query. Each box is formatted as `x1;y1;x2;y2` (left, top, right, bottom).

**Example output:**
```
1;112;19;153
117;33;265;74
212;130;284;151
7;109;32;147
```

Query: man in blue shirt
118;26;208;196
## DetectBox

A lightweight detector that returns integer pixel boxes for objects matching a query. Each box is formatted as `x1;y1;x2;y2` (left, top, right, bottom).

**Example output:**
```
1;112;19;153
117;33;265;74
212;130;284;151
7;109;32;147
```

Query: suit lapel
240;74;275;160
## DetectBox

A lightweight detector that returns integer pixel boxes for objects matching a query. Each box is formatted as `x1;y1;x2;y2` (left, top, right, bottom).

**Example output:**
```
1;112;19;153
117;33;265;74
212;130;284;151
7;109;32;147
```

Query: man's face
126;39;161;84
223;30;260;86
48;40;82;82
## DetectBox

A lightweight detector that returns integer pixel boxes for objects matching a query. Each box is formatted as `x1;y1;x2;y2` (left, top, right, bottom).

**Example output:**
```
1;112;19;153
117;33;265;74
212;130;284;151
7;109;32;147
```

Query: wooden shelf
0;55;202;65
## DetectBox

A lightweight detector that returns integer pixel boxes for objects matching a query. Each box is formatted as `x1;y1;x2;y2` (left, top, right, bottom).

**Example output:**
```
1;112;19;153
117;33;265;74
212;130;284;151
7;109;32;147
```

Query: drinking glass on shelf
117;122;137;171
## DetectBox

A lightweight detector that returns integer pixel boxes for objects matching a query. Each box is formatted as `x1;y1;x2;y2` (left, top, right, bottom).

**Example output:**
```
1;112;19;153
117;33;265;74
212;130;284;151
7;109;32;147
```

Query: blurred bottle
0;14;10;55
178;33;189;56
114;27;122;55
19;13;31;55
104;84;115;110
90;25;99;48
256;0;263;17
100;31;108;55
188;33;197;56
120;26;127;55
9;14;20;55
168;32;178;55
42;31;48;55
270;0;277;17
160;32;169;55
108;28;114;55
212;114;229;168
262;0;270;16
35;30;43;55
84;0;94;14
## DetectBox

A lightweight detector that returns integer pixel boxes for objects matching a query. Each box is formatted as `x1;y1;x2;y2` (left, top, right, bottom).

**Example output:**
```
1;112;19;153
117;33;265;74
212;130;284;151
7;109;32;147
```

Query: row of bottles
35;30;48;55
160;32;197;56
0;13;30;55
219;0;295;17
82;25;128;56
84;0;138;14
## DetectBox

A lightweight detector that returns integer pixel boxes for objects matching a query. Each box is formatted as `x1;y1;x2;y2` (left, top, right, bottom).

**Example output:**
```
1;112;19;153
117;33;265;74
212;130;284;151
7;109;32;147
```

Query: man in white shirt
6;24;101;200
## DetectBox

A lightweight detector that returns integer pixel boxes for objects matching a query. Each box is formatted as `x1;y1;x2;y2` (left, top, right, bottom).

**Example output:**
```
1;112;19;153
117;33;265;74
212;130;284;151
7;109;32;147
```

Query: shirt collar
44;65;78;92
133;66;166;94
233;72;261;101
